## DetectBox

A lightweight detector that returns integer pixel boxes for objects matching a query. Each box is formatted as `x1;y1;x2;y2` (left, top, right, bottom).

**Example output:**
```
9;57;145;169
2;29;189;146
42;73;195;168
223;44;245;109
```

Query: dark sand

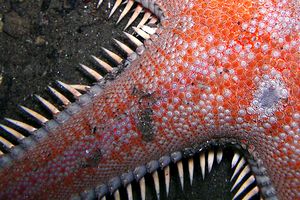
0;0;129;121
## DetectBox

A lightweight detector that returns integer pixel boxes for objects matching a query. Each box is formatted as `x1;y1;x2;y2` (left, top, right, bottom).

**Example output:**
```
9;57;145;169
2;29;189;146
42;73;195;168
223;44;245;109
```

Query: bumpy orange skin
0;0;299;199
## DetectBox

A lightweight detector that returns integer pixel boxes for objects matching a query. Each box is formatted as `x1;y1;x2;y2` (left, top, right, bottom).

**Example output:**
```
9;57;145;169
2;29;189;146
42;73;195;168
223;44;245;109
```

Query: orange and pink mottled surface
0;0;299;199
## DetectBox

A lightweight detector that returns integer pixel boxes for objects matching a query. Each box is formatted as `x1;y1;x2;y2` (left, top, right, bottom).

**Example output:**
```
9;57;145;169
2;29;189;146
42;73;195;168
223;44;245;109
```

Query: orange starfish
0;0;299;199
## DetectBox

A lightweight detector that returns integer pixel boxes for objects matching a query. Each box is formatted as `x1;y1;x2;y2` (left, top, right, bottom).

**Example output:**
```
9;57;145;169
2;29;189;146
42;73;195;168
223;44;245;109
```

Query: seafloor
0;0;127;121
0;1;235;199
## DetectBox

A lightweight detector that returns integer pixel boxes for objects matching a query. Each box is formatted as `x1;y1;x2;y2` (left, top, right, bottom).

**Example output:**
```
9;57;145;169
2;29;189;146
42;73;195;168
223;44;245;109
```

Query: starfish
0;0;299;199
